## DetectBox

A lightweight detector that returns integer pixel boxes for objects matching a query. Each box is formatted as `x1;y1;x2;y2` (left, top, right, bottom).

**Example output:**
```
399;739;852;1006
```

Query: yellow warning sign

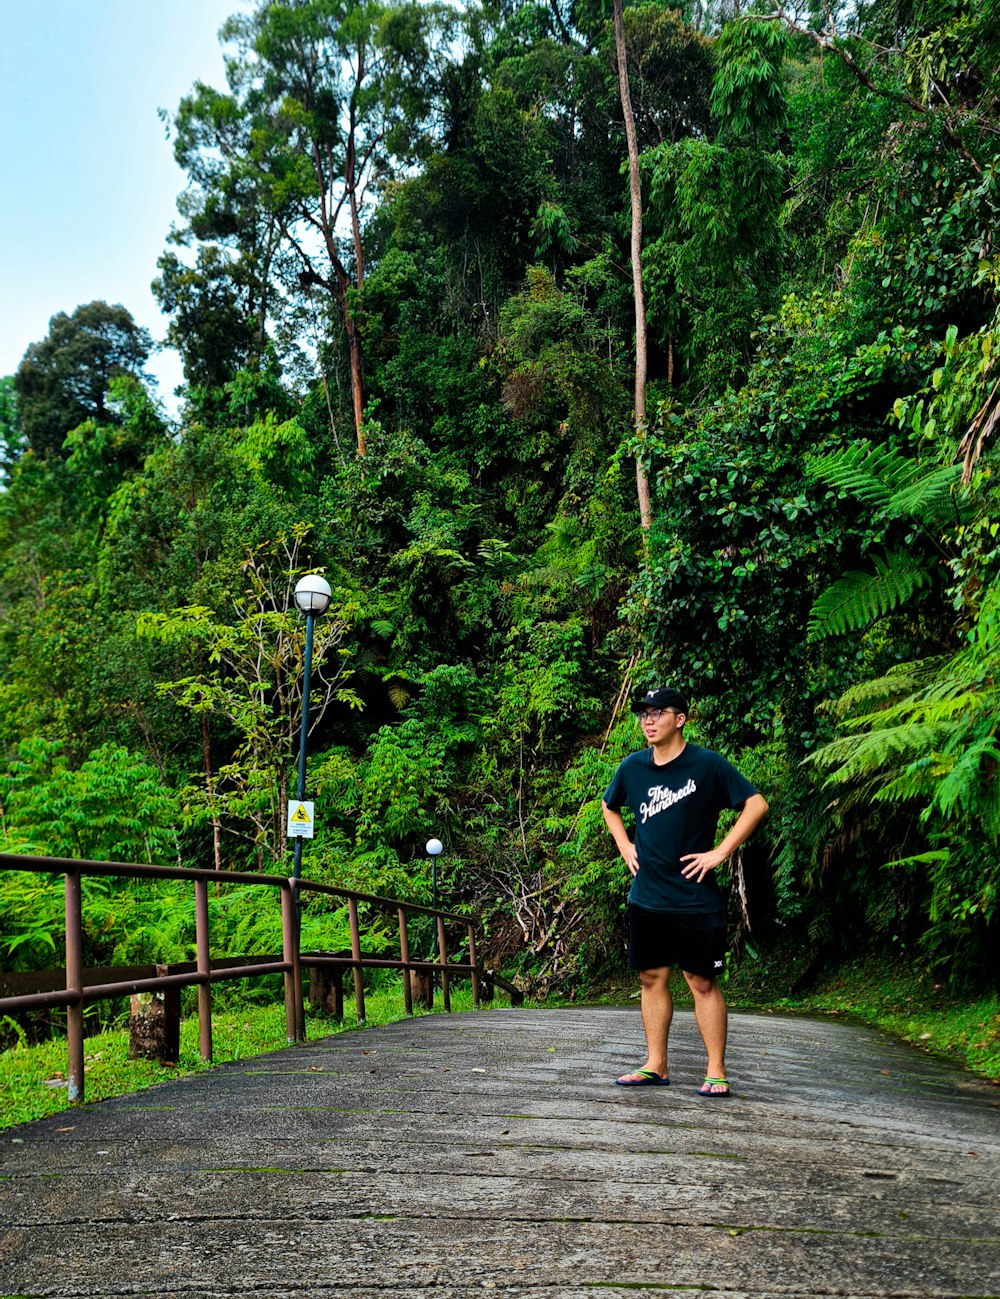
287;800;315;839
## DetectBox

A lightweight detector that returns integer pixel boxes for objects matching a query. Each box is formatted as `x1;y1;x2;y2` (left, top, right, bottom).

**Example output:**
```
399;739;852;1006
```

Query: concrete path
1;1005;998;1298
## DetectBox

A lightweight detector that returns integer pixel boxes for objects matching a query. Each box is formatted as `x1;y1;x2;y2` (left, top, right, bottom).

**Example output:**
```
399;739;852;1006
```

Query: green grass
756;955;1000;1082
0;979;501;1130
716;945;1000;1082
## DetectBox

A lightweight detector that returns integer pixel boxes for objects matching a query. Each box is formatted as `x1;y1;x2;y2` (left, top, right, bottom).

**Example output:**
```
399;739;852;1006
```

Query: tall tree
14;303;152;460
171;0;451;455
613;0;652;531
153;246;261;394
641;15;787;392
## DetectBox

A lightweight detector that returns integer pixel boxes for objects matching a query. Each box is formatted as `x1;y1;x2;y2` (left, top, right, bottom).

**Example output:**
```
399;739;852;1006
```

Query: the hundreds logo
639;778;696;823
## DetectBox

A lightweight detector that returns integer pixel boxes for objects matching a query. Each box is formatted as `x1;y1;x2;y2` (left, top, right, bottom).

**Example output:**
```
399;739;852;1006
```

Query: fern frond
886;462;964;521
873;762;942;804
825;775;906;823
882;850;951;873
805;441;922;507
387;685;411;710
809;565;1000;864
807;551;929;641
826;658;944;718
808;722;940;782
838;691;982;743
930;737;1000;828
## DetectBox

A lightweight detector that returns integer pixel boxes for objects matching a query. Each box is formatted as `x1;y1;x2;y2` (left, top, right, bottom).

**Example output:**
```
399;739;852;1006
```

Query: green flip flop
615;1068;671;1087
697;1076;730;1098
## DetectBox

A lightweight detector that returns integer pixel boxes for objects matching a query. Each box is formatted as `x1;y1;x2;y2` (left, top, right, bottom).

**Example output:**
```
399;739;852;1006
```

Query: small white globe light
426;838;444;856
293;574;332;616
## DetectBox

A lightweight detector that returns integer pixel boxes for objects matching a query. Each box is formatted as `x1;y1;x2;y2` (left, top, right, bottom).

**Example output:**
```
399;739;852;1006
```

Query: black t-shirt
603;743;757;916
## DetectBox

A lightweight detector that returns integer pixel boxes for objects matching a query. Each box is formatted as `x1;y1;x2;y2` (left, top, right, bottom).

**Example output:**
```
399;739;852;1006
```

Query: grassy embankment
2;954;997;1129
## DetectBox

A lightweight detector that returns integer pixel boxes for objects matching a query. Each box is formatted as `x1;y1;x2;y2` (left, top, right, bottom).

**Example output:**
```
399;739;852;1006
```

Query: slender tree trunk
319;364;345;466
312;135;367;458
346;45;367;457
276;768;288;862
325;266;366;458
613;0;653;532
347;43;367;292
346;316;366;457
200;714;222;877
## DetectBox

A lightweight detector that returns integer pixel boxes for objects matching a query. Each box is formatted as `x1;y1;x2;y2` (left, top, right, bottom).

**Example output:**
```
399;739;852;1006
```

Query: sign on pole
287;800;315;839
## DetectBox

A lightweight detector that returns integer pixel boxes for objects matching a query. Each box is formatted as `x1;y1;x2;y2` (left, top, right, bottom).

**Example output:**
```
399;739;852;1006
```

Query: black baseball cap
631;686;689;716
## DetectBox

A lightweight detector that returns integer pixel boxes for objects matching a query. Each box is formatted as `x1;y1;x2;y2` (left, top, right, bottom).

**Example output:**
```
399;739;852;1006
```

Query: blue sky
0;0;244;408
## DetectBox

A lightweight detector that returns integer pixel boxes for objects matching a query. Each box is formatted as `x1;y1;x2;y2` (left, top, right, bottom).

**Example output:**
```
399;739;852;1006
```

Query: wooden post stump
309;963;344;1020
410;969;433;1010
128;974;180;1063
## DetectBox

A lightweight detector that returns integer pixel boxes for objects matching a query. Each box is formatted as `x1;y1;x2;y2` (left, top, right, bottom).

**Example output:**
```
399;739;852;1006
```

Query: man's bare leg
684;971;727;1087
617;966;672;1082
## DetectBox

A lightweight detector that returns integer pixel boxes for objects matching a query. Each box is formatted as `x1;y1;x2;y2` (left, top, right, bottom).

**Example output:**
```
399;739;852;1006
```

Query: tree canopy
14;302;152;460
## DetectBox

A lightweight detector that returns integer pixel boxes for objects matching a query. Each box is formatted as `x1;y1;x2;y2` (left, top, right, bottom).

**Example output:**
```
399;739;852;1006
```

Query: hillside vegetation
1;0;998;1017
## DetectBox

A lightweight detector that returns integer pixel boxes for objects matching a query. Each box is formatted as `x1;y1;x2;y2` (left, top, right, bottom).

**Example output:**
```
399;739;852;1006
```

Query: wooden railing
0;853;486;1104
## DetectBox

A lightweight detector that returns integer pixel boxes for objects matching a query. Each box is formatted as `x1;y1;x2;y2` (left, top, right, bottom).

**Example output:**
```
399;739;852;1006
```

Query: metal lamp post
291;574;332;897
425;837;443;992
425;837;443;914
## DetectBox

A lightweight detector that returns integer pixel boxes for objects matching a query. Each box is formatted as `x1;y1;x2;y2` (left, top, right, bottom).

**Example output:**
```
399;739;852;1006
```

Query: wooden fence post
436;913;451;1013
468;923;481;1009
65;871;84;1104
398;909;414;1016
194;877;212;1062
348;896;366;1023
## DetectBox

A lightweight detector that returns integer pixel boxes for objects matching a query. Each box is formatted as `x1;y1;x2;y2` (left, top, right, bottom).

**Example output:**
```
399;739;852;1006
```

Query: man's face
636;706;684;742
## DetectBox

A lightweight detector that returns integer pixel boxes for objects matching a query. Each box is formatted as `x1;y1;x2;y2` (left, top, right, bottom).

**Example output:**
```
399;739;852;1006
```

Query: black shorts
628;904;727;978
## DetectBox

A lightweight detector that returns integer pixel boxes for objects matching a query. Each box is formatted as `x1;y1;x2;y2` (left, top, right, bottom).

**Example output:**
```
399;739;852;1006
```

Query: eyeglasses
636;708;676;723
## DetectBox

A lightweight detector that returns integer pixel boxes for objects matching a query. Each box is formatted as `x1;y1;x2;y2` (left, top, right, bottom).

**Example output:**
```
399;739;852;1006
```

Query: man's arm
602;800;640;876
679;792;769;883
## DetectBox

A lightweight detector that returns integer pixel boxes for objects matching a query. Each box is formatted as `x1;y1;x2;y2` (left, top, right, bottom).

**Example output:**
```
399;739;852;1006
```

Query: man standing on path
602;687;768;1097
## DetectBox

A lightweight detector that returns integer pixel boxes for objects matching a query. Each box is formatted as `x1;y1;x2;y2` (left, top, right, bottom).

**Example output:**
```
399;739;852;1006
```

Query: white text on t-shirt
639;779;697;823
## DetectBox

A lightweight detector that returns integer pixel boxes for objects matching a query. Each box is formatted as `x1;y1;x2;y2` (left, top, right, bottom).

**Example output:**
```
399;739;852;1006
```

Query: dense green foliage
2;0;998;1005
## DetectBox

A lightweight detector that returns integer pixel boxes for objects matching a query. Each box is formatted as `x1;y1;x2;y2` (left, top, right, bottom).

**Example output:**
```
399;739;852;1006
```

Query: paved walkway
1;1006;998;1298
